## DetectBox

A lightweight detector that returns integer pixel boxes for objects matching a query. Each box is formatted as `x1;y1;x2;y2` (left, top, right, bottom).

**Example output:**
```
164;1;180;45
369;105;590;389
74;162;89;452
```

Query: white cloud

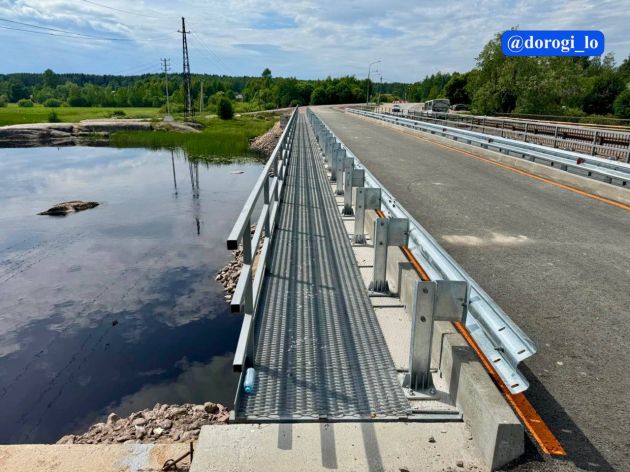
0;0;628;81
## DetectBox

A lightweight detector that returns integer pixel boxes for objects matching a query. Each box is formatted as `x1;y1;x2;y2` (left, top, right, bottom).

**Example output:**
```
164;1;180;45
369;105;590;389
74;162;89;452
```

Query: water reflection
0;146;260;443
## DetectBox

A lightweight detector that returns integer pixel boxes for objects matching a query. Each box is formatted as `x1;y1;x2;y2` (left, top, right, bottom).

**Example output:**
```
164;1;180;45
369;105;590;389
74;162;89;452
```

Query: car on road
391;104;401;113
450;103;470;112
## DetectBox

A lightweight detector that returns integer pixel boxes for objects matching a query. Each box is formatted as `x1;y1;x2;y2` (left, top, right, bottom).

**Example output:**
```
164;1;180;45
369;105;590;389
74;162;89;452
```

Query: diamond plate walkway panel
235;113;410;421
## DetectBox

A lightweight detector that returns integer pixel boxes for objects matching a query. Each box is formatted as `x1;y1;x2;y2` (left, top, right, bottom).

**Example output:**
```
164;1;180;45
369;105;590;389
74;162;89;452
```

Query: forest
408;33;630;118
1;32;629;118
0;67;402;112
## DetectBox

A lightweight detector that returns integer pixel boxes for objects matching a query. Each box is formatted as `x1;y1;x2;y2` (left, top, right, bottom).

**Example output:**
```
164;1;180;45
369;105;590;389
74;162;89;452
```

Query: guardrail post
553;125;559;148
263;178;270;235
330;142;341;182
342;166;363;215
405;280;468;392
336;149;346;194
240;218;254;321
591;131;599;156
353;188;381;244
626;141;630;163
523;122;528;142
369;217;409;293
501;119;505;138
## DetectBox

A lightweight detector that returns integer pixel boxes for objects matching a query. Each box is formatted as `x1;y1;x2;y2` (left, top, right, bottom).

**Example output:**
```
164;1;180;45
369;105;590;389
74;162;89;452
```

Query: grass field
110;114;277;159
1;104;279;159
0;104;161;126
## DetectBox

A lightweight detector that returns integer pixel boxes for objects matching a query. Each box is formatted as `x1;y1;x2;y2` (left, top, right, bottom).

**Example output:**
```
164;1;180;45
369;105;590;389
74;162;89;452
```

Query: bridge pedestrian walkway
235;112;411;421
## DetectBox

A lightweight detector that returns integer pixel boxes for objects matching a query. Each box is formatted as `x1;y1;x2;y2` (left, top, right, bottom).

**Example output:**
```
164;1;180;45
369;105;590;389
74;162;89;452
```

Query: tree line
0;67;405;111
2;30;629;118
408;32;630;118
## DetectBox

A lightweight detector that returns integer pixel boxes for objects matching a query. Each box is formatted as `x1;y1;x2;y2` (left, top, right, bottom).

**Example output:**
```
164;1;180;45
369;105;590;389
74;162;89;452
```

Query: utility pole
178;17;194;121
161;58;172;121
199;79;204;113
366;60;381;108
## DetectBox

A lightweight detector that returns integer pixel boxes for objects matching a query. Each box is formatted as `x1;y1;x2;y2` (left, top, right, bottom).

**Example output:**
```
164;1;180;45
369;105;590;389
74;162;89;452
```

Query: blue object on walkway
244;367;256;394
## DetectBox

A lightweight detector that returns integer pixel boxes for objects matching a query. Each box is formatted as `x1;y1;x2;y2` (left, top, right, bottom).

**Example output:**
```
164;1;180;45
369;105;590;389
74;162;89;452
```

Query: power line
79;0;165;19
189;31;232;75
0;18;174;41
112;60;161;75
0;18;132;40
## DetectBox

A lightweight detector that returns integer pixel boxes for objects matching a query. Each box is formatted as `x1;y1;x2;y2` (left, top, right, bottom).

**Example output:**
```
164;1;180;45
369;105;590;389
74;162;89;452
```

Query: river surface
0;146;261;443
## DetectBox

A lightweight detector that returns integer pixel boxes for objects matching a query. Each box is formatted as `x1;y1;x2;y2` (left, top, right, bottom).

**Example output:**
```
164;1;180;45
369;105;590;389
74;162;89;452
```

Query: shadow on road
510;364;614;471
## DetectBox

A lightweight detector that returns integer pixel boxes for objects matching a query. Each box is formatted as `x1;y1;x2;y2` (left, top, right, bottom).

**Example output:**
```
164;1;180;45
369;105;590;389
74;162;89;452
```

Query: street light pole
366;60;381;107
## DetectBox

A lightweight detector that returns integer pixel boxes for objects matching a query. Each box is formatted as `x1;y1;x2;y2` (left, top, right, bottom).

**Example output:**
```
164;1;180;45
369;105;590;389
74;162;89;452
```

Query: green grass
0;103;278;160
0;104;161;126
110;115;277;160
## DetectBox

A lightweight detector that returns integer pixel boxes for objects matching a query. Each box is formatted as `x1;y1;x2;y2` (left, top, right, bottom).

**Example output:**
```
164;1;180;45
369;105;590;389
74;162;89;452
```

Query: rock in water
38;200;99;216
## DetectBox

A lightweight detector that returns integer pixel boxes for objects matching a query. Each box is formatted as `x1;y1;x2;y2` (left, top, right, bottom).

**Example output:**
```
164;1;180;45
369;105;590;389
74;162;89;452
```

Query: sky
1;0;629;82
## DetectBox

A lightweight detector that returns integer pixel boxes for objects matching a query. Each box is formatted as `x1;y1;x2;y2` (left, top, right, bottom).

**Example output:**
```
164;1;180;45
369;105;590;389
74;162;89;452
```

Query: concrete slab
0;443;191;472
190;423;482;472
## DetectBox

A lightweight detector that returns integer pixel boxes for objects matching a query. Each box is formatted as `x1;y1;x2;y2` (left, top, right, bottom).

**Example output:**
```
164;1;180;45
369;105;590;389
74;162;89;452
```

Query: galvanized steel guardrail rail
309;107;536;394
383;107;630;163
351;108;630;188
226;106;298;372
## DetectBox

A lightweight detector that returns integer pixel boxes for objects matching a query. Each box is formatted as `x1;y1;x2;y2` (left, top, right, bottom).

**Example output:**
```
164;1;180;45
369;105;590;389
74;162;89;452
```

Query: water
0;146;261;443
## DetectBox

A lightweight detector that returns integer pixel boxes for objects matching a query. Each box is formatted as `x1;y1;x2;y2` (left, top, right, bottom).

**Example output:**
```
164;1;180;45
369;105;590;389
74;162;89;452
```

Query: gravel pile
216;225;262;302
57;402;229;445
249;120;283;157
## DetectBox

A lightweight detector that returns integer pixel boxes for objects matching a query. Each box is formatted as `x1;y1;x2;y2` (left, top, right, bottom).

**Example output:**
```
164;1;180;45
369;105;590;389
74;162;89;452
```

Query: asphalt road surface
314;106;630;472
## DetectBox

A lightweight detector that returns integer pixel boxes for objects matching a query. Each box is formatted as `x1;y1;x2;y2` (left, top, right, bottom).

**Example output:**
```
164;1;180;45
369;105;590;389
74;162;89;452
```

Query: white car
391;104;401;113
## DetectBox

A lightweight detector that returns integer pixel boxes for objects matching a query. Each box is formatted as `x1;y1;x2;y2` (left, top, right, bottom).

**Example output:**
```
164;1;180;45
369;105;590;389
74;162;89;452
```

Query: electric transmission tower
161;58;172;119
179;17;194;121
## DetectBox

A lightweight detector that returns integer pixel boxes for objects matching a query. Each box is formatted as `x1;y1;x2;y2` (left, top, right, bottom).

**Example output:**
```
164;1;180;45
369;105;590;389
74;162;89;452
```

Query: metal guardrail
352;108;630;187
226;106;298;372
379;107;630;163
308;107;537;394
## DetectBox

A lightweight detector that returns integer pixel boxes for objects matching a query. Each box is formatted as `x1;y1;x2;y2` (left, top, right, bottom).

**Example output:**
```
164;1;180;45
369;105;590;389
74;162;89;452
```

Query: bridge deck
235;113;410;421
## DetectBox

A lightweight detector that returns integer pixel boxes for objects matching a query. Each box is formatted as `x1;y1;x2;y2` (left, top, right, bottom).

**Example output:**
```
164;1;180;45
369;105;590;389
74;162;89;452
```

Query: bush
110;110;126;118
67;96;89;107
48;111;60;123
613;89;630;118
44;98;62;107
0;95;7;107
560;107;586;117
17;98;34;107
217;97;234;120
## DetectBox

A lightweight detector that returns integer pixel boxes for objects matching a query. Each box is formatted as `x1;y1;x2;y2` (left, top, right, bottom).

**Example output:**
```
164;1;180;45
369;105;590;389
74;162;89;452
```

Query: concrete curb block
363;209;524;470
431;322;524;470
351;111;630;207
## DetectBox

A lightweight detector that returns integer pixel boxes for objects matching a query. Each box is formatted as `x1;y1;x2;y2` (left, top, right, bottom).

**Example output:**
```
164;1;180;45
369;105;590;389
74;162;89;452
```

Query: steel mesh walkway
236;113;410;421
